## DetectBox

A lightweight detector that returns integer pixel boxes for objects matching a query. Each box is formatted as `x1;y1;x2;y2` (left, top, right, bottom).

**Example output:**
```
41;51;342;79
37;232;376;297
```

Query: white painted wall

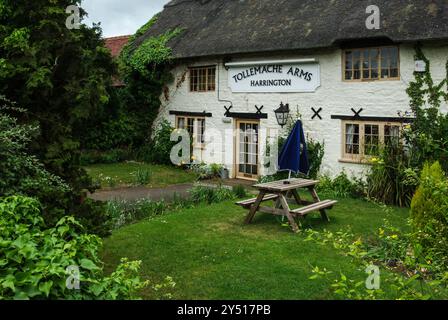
153;43;448;179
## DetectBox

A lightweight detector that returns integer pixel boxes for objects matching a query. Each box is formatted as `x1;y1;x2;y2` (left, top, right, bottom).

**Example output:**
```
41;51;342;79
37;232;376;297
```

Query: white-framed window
341;121;402;162
176;116;206;146
343;46;400;81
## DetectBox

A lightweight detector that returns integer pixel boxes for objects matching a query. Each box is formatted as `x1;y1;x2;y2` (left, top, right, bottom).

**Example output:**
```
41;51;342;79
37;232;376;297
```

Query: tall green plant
367;144;419;207
410;162;448;267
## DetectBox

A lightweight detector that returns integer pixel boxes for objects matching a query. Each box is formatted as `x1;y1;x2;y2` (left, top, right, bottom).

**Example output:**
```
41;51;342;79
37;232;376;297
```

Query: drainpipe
217;61;233;108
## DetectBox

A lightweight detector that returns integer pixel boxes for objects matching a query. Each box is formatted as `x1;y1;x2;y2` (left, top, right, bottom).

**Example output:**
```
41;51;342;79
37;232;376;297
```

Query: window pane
385;125;400;146
187;118;194;137
370;49;379;79
390;68;399;78
381;48;389;79
362;50;370;79
190;69;197;91
207;67;215;90
196;118;205;144
364;124;379;156
390;47;398;68
345;124;360;155
353;50;361;79
345;70;352;80
177;117;185;129
345;51;353;70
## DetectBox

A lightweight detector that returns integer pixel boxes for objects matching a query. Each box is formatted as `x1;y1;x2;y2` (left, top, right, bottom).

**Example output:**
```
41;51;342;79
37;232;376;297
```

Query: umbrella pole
288;170;291;181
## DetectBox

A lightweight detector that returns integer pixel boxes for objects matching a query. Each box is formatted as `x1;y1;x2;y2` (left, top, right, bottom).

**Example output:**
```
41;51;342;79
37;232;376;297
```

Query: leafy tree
0;0;115;233
0;0;114;196
0;97;111;236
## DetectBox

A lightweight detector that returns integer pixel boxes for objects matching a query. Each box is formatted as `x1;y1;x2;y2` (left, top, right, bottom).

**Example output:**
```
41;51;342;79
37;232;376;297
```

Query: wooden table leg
291;189;303;205
308;187;330;222
278;194;300;233
244;191;265;224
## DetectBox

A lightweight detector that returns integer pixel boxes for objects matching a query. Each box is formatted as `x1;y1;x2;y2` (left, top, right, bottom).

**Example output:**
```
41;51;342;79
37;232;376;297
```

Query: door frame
234;119;260;181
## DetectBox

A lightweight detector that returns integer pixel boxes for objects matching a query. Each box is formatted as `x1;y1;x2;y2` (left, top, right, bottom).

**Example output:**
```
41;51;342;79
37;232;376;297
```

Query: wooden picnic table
236;178;337;233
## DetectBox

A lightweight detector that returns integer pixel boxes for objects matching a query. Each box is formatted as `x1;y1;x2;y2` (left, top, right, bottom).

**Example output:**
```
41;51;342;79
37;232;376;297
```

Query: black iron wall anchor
311;107;323;120
255;105;264;114
224;105;233;117
351;108;364;118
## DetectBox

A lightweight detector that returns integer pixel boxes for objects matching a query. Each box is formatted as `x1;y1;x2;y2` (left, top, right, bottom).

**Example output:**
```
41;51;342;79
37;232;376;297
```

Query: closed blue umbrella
278;120;310;180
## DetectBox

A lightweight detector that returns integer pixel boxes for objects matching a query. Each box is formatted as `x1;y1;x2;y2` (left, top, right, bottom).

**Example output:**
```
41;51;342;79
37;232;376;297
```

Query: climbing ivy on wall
126;28;182;75
404;43;448;171
116;14;183;153
407;44;448;110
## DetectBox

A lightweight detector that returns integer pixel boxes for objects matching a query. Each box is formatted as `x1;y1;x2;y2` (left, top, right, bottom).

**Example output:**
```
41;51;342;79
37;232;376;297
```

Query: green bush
317;172;365;198
307;138;325;179
189;163;224;180
366;144;419;207
410;162;448;268
0;108;111;237
138;120;176;165
0;109;69;202
0;196;148;300
80;148;135;165
133;169;152;186
106;198;170;229
190;185;235;205
232;185;248;198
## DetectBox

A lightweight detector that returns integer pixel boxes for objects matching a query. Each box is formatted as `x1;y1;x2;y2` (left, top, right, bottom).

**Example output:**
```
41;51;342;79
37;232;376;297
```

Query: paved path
89;179;255;202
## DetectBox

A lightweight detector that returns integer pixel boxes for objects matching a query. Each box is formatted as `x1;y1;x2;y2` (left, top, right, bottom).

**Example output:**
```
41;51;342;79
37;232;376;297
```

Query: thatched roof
133;0;448;59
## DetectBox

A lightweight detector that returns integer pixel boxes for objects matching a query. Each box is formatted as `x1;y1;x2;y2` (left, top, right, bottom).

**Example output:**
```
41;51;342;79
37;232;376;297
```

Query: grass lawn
101;192;413;300
84;162;198;188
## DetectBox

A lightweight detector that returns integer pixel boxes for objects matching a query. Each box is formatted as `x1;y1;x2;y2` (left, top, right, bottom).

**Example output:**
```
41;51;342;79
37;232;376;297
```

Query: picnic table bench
236;178;337;233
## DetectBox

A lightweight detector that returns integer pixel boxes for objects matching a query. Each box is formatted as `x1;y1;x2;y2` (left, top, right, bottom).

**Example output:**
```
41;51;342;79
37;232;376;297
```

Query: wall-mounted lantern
274;102;290;128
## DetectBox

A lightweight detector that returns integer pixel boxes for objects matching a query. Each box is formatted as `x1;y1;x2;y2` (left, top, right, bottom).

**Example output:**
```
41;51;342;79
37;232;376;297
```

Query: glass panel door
236;120;259;179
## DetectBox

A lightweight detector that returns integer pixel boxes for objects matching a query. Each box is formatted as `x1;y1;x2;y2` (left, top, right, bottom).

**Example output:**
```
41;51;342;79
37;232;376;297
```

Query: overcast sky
82;0;170;38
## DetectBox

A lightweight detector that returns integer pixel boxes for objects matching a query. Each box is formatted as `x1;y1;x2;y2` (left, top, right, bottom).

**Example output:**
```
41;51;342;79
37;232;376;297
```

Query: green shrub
366;144;419;207
80;148;135;165
133;169;152;185
0;108;111;237
306;226;440;300
106;198;170;229
317;172;365;198
0;196;148;300
410;162;448;268
232;185;247;198
70;199;112;238
139;120;176;165
307;138;325;179
189;163;224;180
190;185;235;204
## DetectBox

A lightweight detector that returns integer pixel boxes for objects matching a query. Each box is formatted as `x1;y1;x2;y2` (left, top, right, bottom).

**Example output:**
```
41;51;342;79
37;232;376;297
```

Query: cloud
81;0;170;37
